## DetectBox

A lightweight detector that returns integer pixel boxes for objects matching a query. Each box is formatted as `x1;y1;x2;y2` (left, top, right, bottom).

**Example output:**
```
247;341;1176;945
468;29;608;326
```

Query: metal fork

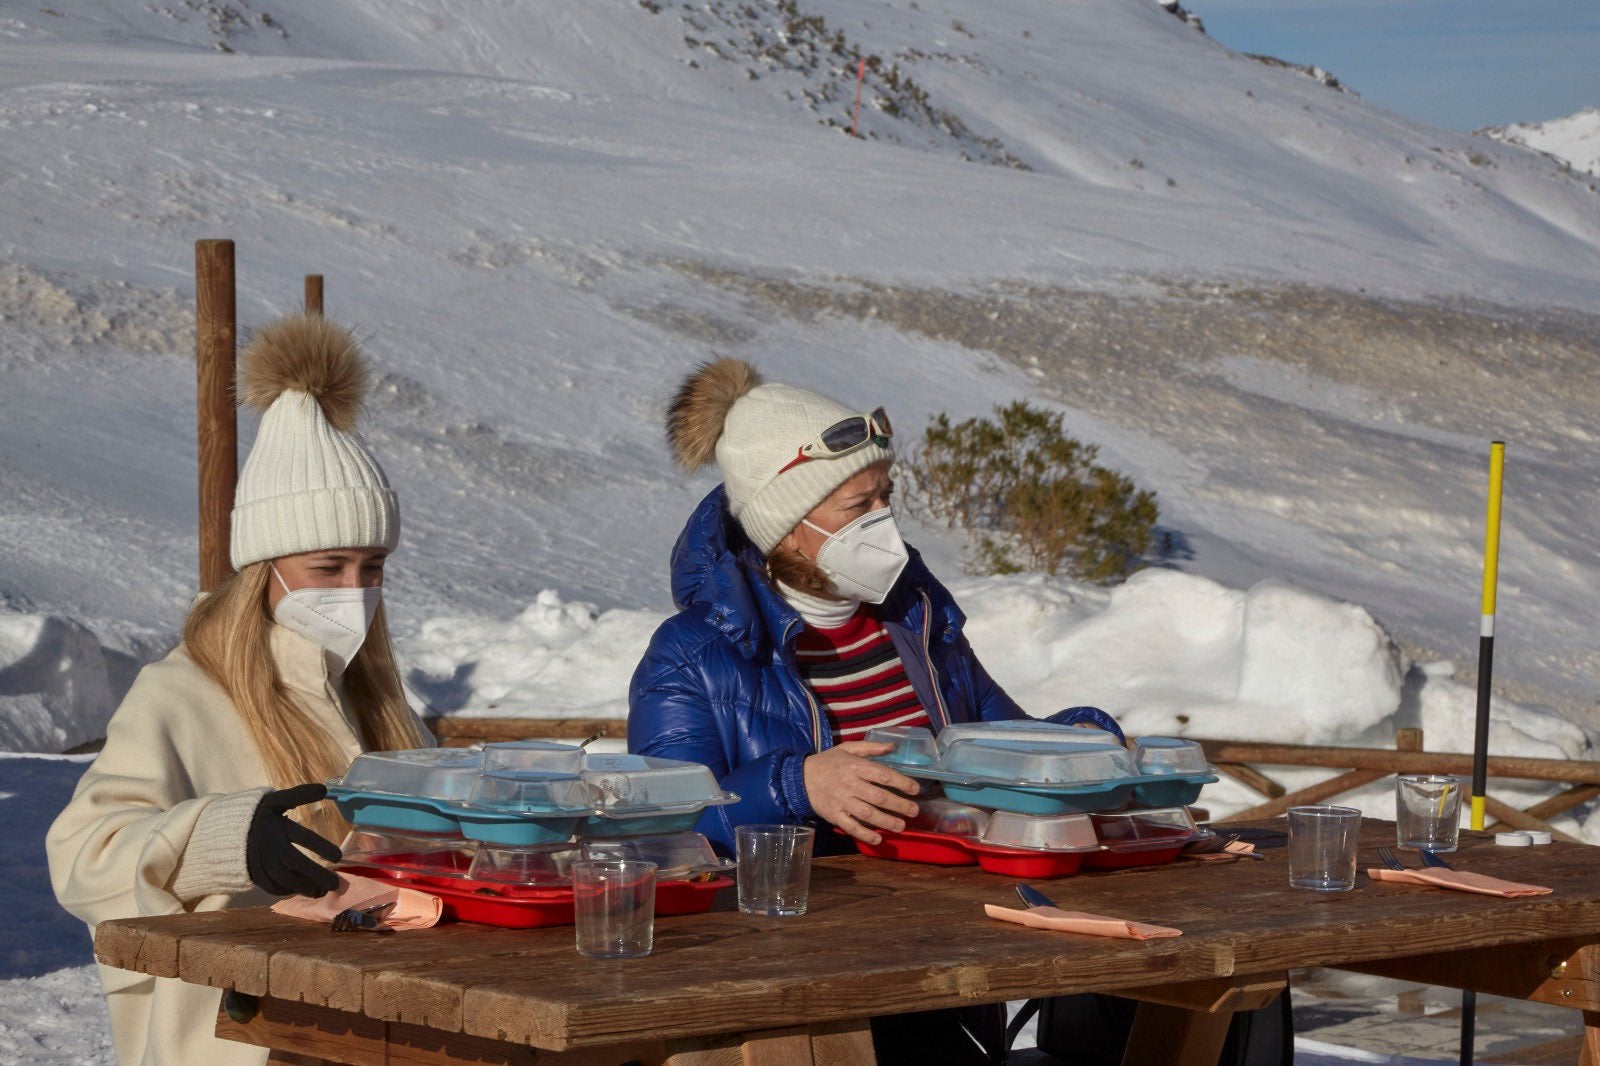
330;900;395;933
1375;846;1407;871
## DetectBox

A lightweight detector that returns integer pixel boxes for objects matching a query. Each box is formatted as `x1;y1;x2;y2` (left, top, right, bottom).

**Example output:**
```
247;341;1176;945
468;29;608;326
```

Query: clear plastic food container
935;720;1122;753
467;771;596;812
865;725;939;767
1091;807;1199;845
336;747;485;801
940;740;1138;786
467;842;585;886
480;740;585;776
580;832;734;881
338;828;476;879
582;754;722;808
979;810;1099;852
907;798;991;838
1132;737;1211;776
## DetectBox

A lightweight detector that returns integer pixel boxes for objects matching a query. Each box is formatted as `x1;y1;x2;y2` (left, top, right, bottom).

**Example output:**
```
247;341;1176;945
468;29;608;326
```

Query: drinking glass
736;824;814;916
1287;805;1360;892
572;860;656;959
1395;774;1462;853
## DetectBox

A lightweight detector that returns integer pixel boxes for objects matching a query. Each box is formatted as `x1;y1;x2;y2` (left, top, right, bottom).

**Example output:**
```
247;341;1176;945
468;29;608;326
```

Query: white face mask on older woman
802;508;910;604
270;566;382;674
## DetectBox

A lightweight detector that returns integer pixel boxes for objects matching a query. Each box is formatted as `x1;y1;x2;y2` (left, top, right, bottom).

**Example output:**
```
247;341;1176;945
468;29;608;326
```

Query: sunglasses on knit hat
774;407;893;477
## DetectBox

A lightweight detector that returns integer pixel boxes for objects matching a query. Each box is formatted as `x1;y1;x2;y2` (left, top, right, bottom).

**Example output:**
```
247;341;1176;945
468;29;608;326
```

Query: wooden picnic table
95;819;1600;1065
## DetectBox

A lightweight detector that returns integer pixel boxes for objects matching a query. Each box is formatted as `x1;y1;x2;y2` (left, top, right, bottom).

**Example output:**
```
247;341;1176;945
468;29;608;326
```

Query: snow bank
0;613;115;754
405;590;662;720
957;569;1405;744
954;568;1592;761
395;569;1592;772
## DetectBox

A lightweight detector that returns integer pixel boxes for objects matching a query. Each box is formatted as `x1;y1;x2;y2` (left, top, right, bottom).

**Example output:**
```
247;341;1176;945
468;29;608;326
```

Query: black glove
245;783;343;898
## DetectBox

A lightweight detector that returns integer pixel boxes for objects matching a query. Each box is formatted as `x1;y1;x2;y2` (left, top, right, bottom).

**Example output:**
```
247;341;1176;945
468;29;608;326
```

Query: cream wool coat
47;623;395;1066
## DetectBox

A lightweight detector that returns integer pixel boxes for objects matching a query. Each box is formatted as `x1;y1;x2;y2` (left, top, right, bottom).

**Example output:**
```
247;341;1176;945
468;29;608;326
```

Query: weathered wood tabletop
95;820;1600;1065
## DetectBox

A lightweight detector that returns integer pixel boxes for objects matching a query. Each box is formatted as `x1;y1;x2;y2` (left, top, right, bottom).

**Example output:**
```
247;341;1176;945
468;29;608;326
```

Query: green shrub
903;401;1158;582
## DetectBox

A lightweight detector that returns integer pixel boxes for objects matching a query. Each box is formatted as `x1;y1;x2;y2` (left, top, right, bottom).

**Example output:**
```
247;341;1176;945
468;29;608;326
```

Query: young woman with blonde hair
48;314;429;1065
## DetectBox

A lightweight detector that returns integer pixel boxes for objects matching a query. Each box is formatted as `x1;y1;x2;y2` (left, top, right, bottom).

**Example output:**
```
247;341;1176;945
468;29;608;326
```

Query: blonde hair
765;543;841;601
182;561;428;842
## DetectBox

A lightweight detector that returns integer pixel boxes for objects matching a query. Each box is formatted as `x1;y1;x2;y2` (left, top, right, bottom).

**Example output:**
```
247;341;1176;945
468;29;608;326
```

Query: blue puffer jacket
627;487;1119;854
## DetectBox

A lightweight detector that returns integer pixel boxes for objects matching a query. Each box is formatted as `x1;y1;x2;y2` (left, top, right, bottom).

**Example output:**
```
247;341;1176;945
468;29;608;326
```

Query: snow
1484;107;1600;177
4;0;1600;1059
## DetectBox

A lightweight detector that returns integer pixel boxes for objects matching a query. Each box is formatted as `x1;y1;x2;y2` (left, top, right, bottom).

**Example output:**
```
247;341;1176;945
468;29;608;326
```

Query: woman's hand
803;741;921;845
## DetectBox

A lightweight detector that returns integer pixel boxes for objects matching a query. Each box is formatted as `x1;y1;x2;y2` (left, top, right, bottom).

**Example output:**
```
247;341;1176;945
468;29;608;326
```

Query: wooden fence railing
426;719;1600;844
1202;728;1600;843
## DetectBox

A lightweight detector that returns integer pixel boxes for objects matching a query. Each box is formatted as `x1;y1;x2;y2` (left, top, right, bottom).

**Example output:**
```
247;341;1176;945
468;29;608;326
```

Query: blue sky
1194;0;1600;131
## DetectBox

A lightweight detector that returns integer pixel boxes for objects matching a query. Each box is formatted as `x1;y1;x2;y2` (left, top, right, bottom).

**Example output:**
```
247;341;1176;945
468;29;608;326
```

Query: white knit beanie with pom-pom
668;359;893;554
229;313;399;569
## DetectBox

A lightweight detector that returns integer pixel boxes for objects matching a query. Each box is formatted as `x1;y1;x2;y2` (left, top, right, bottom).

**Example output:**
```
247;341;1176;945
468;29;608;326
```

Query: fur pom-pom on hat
667;358;762;472
665;359;893;554
229;314;399;569
239;313;368;433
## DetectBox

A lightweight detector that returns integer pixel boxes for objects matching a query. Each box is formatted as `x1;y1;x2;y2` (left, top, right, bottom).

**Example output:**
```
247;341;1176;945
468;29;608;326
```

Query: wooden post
304;274;323;316
195;239;237;593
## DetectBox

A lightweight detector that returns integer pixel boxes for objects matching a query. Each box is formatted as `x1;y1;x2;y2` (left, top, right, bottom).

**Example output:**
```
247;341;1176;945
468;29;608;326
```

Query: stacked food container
859;722;1216;878
326;742;738;926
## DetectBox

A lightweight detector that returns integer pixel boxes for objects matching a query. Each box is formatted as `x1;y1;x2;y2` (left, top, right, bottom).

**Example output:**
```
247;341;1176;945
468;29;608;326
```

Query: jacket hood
668;487;963;658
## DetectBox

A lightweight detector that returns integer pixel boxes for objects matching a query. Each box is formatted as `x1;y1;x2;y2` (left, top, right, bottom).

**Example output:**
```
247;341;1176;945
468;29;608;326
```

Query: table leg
1121;1001;1236;1066
1114;972;1288;1066
1581;1010;1600;1066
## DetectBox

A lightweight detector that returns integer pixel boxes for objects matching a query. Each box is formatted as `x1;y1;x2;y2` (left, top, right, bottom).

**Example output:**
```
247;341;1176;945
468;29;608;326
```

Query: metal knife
1014;884;1057;909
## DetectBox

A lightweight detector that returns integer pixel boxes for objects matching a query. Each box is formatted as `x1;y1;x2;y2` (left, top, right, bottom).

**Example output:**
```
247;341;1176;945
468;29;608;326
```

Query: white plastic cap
1525;830;1554;845
1495;831;1533;846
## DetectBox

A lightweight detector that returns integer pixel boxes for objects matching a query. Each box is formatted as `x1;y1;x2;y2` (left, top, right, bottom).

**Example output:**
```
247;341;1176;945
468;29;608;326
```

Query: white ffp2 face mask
271;566;382;674
803;508;910;604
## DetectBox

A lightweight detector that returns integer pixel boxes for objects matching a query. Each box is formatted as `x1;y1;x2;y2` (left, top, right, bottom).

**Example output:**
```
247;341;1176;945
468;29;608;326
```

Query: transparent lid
936;720;1122;753
582;754;722;808
865;725;939;767
580;832;733;880
480;740;585;776
467;841;585;886
979;810;1098;852
1131;737;1210;775
337;747;485;801
467;771;596;812
1091;807;1198;844
338;828;476;878
907;798;991;838
939;740;1138;786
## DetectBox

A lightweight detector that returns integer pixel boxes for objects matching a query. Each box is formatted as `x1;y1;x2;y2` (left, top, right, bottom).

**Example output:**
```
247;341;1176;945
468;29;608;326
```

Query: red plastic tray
851;828;977;866
655;876;734;915
339;865;732;927
965;841;1087;879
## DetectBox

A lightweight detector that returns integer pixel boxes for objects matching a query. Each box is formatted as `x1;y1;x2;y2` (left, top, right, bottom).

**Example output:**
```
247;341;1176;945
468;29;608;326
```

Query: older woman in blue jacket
628;359;1120;854
628;360;1120;1065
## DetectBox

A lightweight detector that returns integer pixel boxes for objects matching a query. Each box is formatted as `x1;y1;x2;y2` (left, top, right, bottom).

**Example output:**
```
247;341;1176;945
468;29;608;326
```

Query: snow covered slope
1484;107;1600;177
3;0;1599;750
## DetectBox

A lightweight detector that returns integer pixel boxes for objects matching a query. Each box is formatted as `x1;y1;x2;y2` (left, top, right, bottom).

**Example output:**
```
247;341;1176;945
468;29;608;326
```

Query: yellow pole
1470;442;1505;832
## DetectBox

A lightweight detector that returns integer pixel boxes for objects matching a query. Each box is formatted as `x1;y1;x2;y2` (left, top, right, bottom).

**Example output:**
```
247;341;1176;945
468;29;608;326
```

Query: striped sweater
793;606;930;742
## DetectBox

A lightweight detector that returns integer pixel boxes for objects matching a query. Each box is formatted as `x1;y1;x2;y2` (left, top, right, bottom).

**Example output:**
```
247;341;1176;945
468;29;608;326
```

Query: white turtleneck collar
776;581;860;630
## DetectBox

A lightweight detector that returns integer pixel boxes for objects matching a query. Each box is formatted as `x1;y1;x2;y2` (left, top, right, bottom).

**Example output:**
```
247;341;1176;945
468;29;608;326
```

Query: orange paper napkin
1366;867;1551;898
271;872;443;929
985;904;1182;940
